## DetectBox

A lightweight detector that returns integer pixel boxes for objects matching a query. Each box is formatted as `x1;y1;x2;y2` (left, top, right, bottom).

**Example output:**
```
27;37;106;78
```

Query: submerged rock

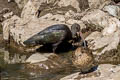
26;53;54;63
24;52;71;76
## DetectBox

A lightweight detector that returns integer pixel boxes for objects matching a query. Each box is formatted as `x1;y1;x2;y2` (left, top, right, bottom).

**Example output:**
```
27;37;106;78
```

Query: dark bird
23;23;86;53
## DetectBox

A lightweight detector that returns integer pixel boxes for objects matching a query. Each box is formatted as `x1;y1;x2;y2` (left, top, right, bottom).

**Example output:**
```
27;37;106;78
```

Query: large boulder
80;9;120;56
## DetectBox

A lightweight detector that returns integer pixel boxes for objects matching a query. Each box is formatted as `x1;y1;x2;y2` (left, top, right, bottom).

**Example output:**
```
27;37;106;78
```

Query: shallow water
0;47;78;80
0;46;120;80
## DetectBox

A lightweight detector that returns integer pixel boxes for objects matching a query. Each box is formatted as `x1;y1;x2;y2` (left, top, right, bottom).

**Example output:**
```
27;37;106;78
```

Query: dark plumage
23;23;86;53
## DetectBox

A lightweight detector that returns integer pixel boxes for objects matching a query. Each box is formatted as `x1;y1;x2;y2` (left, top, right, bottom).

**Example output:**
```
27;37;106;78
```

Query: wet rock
26;53;55;63
25;53;70;76
3;50;26;64
103;4;120;18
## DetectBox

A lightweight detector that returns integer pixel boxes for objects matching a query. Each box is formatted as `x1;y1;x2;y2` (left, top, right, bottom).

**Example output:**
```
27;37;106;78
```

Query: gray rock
103;5;120;18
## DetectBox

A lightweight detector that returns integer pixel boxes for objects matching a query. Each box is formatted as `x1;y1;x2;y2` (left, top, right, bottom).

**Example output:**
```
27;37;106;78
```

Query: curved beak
77;31;87;48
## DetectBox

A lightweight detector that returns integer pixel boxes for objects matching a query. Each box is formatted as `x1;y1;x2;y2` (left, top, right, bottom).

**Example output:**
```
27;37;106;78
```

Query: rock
88;0;111;9
40;13;53;19
86;30;120;55
66;19;86;29
58;0;89;12
103;5;120;18
41;13;65;22
8;0;29;9
0;8;11;22
81;9;110;29
2;50;26;64
2;15;20;41
26;53;55;63
14;0;29;9
20;0;58;19
79;9;120;55
60;64;120;80
95;64;120;80
58;0;81;12
3;12;13;19
21;0;39;19
24;52;70;76
60;72;80;80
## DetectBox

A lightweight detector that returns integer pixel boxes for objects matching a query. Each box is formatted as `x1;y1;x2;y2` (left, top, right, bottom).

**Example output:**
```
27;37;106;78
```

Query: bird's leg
78;31;87;48
52;41;62;53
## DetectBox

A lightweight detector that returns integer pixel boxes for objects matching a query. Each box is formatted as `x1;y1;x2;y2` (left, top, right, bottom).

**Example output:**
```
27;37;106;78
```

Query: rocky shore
0;0;120;80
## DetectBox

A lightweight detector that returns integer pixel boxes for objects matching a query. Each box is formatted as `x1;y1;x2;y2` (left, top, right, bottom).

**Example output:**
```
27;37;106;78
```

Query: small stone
26;53;54;63
3;12;13;19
